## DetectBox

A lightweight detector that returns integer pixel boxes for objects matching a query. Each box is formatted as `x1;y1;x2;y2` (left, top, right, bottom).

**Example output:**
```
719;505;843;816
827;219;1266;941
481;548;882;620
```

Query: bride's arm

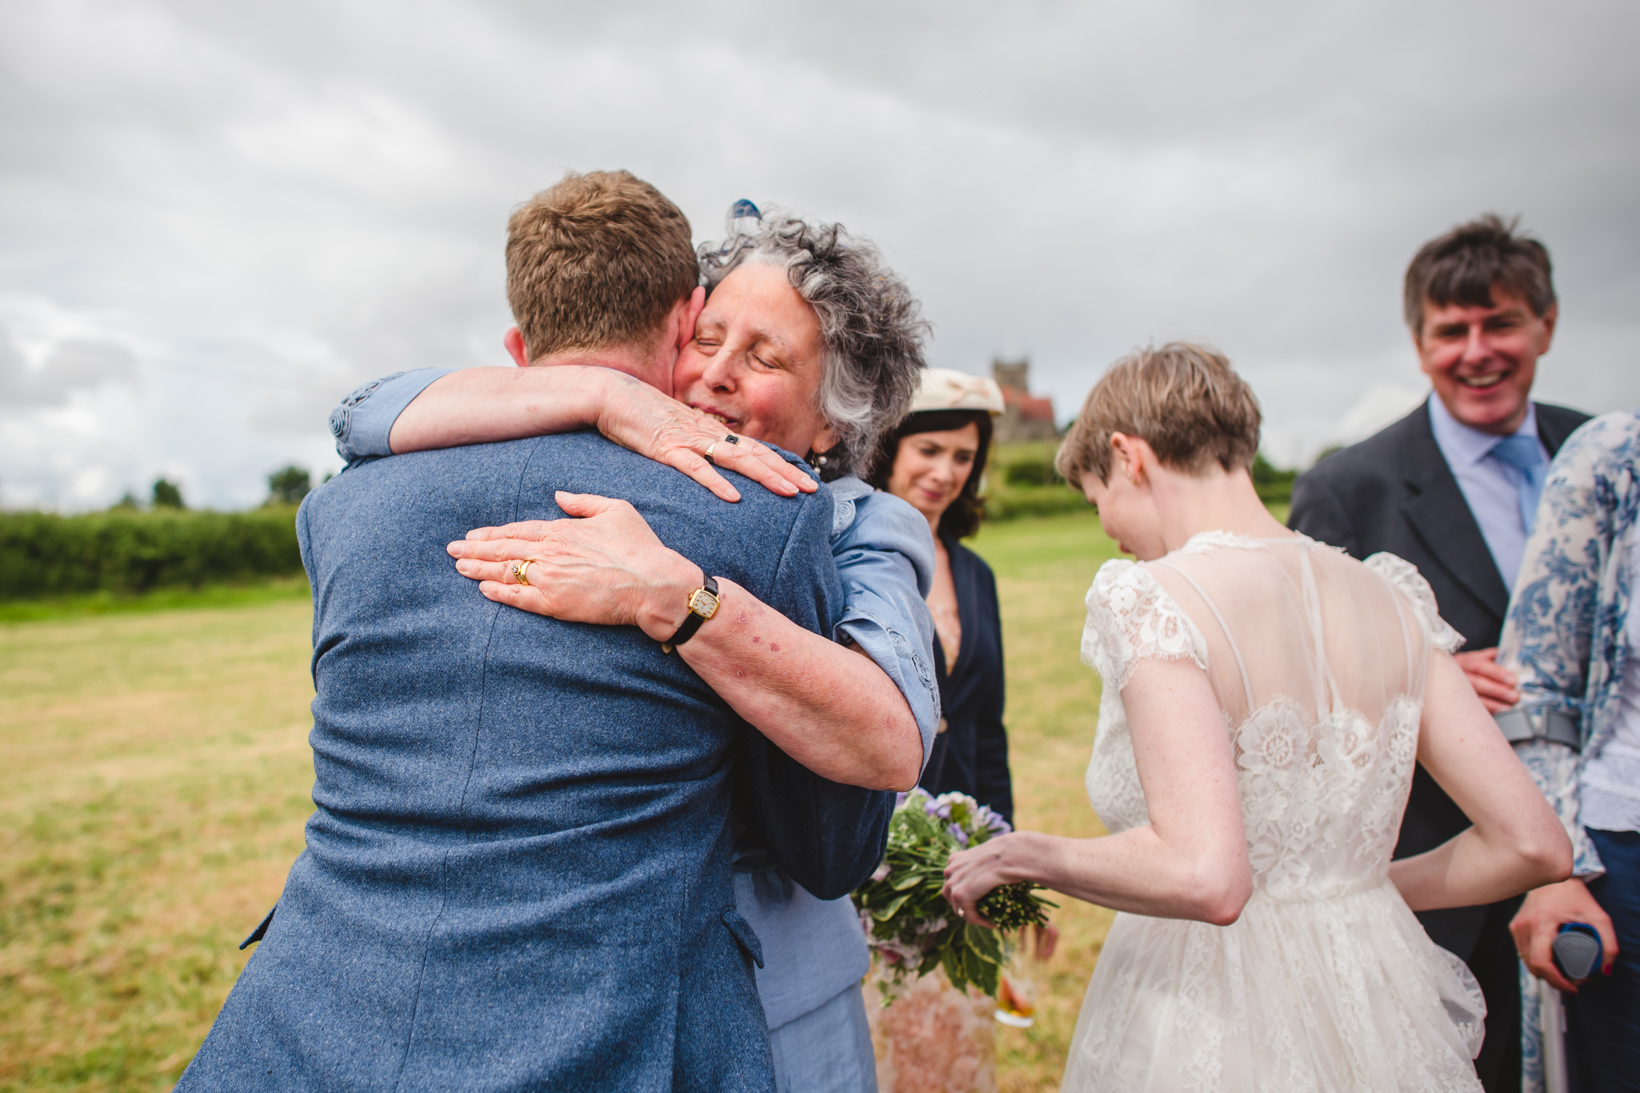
943;657;1252;926
1388;651;1572;909
448;492;925;792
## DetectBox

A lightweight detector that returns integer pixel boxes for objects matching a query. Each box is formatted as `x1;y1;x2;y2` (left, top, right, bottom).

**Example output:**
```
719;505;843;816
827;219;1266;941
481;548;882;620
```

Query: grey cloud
1;0;1637;509
0;329;138;409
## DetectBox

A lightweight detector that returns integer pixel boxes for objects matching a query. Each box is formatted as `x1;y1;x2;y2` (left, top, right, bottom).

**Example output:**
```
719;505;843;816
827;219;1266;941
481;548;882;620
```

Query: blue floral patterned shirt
1498;408;1640;878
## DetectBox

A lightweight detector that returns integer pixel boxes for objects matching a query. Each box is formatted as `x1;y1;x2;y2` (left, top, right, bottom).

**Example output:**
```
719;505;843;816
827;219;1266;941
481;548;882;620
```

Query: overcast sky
3;0;1637;510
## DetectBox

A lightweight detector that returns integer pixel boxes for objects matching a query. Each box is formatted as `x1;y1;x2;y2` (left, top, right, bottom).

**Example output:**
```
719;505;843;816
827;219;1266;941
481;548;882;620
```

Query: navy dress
920;533;1013;825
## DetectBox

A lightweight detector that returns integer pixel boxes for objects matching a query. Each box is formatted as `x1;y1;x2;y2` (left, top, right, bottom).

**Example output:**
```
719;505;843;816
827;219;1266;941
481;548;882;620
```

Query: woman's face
886;422;981;528
673;262;837;457
1080;451;1165;560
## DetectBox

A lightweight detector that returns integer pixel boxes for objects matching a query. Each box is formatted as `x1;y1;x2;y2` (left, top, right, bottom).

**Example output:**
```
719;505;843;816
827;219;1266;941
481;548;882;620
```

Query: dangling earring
805;448;836;481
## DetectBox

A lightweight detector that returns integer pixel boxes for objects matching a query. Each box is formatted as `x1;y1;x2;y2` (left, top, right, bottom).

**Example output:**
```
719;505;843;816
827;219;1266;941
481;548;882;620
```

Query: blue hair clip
701;199;763;271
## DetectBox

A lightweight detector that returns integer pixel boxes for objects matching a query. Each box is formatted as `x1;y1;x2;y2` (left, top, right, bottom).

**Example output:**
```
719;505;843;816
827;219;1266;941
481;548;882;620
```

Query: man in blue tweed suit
177;172;890;1091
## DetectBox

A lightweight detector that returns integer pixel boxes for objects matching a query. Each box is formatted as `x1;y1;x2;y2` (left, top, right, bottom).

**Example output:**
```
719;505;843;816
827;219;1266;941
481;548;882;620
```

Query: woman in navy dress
870;369;1013;823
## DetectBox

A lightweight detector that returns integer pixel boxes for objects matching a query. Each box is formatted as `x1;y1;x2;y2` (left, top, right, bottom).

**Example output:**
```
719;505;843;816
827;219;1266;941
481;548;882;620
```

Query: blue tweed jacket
177;433;891;1092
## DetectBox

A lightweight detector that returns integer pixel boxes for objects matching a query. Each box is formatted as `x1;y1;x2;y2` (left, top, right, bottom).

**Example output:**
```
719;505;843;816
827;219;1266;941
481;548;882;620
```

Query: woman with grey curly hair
326;198;940;1091
696;207;925;479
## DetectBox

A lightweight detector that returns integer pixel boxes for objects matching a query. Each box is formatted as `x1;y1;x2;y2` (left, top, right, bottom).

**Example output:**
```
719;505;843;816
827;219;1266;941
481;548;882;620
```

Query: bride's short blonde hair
1055;342;1261;487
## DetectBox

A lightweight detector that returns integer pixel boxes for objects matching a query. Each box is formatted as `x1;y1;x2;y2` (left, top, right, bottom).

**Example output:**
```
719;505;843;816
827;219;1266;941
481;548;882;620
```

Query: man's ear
1537;302;1559;353
658;288;707;398
503;327;529;368
676;287;706;351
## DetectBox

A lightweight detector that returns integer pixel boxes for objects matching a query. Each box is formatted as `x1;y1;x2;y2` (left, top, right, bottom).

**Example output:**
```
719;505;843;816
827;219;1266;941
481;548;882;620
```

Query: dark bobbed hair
867;409;993;540
1403;213;1556;335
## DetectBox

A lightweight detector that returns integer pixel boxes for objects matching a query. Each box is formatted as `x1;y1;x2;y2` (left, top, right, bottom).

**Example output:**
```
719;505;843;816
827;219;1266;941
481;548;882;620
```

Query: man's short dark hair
505;171;698;361
1403;214;1556;335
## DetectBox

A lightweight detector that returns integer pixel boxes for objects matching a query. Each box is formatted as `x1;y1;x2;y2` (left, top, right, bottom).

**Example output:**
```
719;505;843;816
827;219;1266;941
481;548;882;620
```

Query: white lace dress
1062;533;1487;1093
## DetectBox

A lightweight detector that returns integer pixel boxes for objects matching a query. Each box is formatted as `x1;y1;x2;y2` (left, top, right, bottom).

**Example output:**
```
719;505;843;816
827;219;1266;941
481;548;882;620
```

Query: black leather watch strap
662;574;720;652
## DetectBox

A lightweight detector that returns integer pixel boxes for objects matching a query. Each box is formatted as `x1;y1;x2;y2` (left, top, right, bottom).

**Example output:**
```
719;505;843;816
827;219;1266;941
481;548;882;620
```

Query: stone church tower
990;357;1058;441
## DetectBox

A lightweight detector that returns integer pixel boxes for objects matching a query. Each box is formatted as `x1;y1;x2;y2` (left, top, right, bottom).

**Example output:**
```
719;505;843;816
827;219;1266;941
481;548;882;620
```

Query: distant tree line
982;444;1298;521
0;464;331;601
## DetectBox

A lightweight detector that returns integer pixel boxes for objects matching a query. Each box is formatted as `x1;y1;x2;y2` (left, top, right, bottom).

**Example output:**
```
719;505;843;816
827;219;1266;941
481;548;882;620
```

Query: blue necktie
1489;434;1548;535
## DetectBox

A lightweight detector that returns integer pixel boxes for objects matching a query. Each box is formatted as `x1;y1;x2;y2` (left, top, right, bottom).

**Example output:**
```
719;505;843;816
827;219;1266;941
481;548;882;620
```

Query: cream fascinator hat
910;368;1006;415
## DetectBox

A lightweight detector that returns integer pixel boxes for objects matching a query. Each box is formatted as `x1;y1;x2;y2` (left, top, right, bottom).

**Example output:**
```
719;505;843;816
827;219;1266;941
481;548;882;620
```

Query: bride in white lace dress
942;344;1571;1091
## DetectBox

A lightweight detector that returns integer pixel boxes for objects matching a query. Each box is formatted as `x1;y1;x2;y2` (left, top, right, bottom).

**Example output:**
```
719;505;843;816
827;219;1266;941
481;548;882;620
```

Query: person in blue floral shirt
1497;408;1640;1091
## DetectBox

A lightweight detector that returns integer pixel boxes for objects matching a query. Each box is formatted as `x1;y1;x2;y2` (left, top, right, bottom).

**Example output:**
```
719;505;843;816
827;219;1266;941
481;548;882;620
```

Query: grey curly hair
697;209;928;479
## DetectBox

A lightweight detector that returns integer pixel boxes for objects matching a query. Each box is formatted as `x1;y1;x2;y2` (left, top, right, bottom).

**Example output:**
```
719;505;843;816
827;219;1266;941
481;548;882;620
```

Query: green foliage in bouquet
852;790;1054;1000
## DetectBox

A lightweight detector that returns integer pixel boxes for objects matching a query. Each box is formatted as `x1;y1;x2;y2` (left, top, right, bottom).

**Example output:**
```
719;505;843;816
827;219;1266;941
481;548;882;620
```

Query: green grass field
0;508;1127;1092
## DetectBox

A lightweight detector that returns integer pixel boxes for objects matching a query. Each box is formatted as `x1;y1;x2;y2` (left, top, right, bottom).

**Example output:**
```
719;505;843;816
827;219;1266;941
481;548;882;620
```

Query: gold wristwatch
661;575;721;654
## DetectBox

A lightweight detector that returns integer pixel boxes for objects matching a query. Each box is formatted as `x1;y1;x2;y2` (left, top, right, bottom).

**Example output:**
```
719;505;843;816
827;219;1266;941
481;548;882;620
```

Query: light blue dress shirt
1426;393;1550;591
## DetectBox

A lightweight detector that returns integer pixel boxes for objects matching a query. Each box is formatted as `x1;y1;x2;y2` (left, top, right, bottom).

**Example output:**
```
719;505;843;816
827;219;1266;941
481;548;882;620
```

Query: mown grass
0;576;311;624
0;601;317;1092
968;509;1122;1091
0;506;1130;1092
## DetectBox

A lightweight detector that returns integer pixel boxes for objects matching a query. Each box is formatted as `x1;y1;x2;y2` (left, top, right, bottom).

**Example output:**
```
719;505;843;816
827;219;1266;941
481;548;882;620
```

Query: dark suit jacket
179;433;891;1093
1289;398;1589;958
921;535;1013;824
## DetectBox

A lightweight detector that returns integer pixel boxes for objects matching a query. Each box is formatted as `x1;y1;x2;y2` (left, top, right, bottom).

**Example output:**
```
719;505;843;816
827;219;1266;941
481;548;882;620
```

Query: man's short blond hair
1055;342;1262;487
505;171;698;361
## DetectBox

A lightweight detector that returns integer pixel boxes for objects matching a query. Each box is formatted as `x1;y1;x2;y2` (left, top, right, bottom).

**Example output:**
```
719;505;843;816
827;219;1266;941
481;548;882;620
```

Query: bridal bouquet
852;789;1054;1000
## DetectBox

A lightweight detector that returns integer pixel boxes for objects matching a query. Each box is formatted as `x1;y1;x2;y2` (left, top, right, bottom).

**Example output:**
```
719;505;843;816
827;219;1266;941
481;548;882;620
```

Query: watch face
689;588;721;620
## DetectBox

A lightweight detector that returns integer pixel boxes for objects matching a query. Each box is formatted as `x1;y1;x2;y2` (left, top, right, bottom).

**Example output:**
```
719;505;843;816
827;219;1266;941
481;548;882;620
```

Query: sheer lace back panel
1084;535;1462;902
1071;536;1485;1090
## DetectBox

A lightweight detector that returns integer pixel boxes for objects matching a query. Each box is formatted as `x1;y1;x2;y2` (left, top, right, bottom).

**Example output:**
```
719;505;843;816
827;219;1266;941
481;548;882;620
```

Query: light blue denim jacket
1496;409;1639;1093
331;367;940;1029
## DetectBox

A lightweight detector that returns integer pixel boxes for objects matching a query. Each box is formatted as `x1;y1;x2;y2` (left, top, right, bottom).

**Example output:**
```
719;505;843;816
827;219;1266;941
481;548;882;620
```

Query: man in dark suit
1291;215;1588;1091
177;173;891;1091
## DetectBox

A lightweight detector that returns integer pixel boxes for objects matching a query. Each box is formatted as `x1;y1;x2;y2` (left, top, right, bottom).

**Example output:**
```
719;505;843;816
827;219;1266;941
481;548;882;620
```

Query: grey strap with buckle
1495;707;1582;752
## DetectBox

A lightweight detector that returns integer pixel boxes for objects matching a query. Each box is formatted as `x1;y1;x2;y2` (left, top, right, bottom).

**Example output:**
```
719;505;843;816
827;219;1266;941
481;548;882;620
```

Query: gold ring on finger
723;434;740;446
512;559;533;586
704;442;717;465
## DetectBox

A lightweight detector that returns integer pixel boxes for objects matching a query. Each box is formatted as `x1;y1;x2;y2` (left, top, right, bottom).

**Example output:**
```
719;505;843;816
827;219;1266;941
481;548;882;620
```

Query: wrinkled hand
942;831;1032;929
1510;877;1617;992
447;492;701;639
594;377;816;502
1454;648;1519;713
